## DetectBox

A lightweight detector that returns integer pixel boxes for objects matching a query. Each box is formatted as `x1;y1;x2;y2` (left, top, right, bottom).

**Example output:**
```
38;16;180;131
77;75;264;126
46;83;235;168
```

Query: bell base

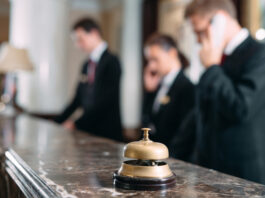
113;171;176;191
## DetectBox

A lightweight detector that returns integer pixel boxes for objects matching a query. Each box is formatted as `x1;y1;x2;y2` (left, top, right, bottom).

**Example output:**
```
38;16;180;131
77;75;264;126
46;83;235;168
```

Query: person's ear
168;48;177;58
90;29;101;38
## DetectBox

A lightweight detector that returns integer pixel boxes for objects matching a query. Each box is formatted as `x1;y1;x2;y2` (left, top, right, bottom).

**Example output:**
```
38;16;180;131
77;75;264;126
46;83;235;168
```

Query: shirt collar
162;68;180;87
224;28;249;55
90;41;108;63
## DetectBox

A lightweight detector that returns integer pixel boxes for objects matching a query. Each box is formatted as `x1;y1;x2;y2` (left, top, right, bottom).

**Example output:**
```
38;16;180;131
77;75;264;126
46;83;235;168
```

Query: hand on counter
62;120;76;130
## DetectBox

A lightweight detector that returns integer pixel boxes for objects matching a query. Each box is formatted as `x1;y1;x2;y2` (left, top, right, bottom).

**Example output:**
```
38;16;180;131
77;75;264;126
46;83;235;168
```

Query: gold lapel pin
160;96;171;105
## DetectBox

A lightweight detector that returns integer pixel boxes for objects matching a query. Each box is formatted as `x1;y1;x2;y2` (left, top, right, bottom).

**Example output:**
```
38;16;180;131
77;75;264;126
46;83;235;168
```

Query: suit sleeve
169;80;196;161
141;91;157;127
75;57;121;126
54;84;81;124
199;47;265;123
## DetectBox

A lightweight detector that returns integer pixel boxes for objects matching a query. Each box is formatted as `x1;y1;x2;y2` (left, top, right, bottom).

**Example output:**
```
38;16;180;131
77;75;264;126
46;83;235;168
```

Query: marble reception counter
0;113;265;198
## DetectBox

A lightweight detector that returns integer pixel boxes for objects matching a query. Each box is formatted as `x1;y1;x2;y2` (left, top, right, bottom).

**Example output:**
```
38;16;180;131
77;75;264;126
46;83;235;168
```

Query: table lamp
0;43;34;114
0;43;33;73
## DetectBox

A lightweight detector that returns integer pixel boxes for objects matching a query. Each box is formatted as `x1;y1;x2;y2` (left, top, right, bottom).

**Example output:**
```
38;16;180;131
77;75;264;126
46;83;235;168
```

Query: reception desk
0;113;265;197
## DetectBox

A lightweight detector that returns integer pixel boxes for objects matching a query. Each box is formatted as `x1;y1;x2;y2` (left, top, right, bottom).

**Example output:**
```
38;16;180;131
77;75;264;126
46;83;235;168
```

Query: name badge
80;74;88;83
160;96;170;105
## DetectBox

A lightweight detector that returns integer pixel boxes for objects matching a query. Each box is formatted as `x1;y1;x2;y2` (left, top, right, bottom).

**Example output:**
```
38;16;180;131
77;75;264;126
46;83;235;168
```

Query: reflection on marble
1;114;265;197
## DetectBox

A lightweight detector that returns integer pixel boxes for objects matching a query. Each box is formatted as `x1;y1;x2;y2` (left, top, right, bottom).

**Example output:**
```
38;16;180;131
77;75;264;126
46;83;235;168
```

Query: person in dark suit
142;34;195;161
186;0;265;184
54;18;122;141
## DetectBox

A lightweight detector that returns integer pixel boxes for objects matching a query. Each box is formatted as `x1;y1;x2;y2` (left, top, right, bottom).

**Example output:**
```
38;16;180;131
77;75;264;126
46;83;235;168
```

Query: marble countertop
1;113;265;198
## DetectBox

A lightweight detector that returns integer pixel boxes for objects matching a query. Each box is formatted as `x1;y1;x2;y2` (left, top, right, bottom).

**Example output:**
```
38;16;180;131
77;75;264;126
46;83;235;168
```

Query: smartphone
210;14;227;47
150;70;158;76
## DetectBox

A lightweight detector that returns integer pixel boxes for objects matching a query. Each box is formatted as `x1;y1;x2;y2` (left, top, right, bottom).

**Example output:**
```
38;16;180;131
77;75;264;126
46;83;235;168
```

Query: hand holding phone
210;14;227;47
144;66;161;92
199;13;227;68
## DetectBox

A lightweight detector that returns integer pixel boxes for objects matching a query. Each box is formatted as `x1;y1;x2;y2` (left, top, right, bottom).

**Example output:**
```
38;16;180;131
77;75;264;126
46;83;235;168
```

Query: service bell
113;128;176;190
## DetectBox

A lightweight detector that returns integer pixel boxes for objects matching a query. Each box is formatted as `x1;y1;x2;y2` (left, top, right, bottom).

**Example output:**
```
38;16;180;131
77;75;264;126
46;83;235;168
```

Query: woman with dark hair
142;33;195;161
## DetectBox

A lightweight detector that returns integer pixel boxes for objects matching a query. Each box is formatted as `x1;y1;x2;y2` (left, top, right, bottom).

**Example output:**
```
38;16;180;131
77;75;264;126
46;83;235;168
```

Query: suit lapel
222;36;252;79
155;70;184;117
94;49;108;83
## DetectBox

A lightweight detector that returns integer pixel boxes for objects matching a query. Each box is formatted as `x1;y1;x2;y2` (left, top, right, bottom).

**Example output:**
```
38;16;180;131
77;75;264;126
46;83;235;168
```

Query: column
120;0;143;129
9;0;70;114
241;0;261;36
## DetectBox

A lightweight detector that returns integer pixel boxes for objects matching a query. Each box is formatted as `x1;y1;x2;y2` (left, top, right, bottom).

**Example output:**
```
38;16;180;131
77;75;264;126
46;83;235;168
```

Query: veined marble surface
0;114;265;198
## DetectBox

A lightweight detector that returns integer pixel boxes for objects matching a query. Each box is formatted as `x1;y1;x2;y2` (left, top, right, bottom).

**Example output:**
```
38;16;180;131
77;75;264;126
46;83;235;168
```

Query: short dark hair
72;18;101;35
185;0;237;19
145;33;189;68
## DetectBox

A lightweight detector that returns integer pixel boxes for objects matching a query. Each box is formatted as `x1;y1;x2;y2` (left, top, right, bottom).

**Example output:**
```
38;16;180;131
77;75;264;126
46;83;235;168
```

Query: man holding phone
186;0;265;184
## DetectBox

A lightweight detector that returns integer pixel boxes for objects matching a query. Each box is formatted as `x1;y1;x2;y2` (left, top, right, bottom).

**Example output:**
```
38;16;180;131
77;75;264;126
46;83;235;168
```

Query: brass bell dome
123;128;169;160
116;128;175;179
114;128;176;190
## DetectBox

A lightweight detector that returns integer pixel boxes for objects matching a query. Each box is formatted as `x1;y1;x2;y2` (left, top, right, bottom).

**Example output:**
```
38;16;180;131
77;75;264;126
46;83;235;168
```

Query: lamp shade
0;43;34;73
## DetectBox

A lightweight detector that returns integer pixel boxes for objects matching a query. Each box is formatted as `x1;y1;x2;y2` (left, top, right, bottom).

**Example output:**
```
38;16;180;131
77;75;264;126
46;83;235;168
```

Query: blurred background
0;0;264;136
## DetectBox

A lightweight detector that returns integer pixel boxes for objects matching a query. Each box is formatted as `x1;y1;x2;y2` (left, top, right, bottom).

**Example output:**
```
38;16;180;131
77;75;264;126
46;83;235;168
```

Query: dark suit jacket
142;70;195;161
55;50;122;141
197;36;265;184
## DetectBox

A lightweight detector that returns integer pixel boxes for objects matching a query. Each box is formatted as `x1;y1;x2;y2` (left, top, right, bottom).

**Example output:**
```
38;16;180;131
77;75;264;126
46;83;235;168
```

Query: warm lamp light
0;43;34;73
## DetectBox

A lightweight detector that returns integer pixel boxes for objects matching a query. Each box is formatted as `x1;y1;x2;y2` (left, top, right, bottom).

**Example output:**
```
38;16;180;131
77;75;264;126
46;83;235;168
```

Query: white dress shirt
224;28;249;56
85;41;108;82
153;68;180;113
89;41;108;63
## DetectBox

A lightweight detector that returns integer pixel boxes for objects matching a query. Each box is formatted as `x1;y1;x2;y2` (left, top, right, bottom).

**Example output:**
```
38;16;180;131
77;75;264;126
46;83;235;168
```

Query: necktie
87;60;96;84
220;54;227;66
